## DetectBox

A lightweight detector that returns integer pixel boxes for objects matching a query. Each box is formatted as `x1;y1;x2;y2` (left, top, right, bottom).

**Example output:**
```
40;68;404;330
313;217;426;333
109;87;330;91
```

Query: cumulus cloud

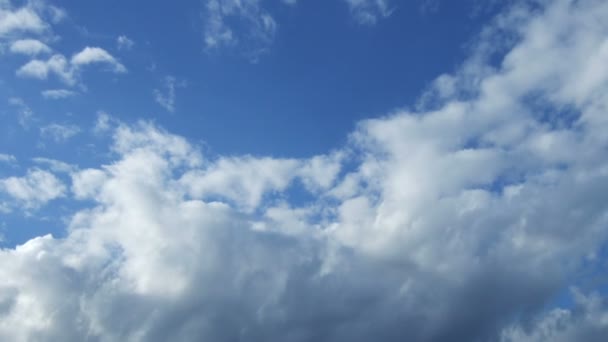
9;38;51;55
0;5;46;37
0;169;65;209
70;46;127;73
2;0;608;341
16;46;126;85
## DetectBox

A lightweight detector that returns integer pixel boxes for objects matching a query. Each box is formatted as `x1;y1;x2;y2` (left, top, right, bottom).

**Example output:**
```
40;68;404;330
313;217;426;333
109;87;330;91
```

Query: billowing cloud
0;169;65;209
0;6;46;37
1;0;608;341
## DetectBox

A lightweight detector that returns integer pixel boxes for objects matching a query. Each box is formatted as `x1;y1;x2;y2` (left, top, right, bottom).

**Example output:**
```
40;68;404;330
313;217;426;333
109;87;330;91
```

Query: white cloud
0;154;16;164
93;111;114;134
343;0;393;25
2;0;608;341
32;157;76;173
9;38;51;55
116;34;134;50
40;123;81;142
203;0;277;60
71;46;126;73
0;169;65;209
7;97;34;128
41;89;77;99
153;76;184;113
0;6;46;37
16;54;75;85
17;46;126;86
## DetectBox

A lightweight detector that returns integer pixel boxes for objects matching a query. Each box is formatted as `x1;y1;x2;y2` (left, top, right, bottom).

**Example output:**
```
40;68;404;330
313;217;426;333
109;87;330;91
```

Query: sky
1;0;608;341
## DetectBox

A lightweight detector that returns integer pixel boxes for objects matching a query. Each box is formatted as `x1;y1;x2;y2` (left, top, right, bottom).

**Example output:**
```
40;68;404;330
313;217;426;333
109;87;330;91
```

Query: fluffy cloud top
2;0;608;341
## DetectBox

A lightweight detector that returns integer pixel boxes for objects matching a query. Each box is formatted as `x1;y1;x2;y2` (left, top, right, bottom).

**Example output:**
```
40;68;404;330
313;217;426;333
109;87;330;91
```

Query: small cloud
32;157;76;173
94;111;116;134
117;35;134;50
16;54;75;85
0;6;47;37
0;169;65;209
40;123;81;142
8;97;34;128
71;46;126;73
343;0;394;25
41;89;77;99
154;76;185;113
0;154;16;164
9;39;51;55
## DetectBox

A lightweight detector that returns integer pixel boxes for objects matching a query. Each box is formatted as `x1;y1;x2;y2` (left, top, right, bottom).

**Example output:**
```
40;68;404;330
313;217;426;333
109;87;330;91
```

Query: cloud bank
2;0;608;341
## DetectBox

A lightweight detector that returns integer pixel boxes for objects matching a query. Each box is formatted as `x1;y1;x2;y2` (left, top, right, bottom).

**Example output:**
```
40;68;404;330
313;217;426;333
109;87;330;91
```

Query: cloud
16;46;126;86
71;46;127;73
343;0;393;25
0;6;46;37
1;0;608;341
0;169;65;209
153;76;184;113
16;54;75;85
40;123;81;142
116;34;134;50
0;154;16;164
203;0;277;60
41;89;77;99
7;97;34;128
9;38;51;55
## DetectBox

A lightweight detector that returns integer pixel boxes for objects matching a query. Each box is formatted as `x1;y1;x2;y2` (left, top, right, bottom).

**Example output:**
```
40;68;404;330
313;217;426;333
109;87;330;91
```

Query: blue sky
2;0;608;341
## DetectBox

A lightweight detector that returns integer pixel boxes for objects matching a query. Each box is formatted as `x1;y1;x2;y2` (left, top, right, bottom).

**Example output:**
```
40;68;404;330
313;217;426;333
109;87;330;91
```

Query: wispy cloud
41;89;77;99
203;0;277;60
116;34;134;50
40;123;81;142
343;0;393;25
153;76;185;113
7;97;34;128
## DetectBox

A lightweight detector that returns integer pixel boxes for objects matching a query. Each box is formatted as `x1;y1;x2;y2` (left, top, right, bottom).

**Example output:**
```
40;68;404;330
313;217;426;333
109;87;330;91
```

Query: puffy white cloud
16;54;75;85
70;46;126;73
1;0;608;341
9;38;51;55
17;46;126;86
0;6;46;37
0;169;65;209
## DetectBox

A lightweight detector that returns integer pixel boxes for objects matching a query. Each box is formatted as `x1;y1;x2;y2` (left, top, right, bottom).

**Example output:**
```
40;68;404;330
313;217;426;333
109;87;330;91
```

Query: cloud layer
2;0;608;341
